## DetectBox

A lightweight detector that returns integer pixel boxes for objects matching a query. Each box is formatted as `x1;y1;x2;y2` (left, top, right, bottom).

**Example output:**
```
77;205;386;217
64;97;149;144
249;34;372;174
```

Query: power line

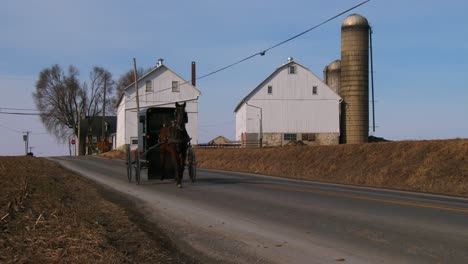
0;112;77;122
4;2;371;125
197;53;260;81
31;132;50;135
0;111;42;116
0;107;38;111
123;0;371;102
0;123;22;133
263;0;371;53
197;0;371;80
0;119;49;135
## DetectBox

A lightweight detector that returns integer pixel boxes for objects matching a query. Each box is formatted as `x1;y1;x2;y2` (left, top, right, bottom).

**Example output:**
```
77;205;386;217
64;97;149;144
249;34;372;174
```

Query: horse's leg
170;146;182;188
179;147;187;182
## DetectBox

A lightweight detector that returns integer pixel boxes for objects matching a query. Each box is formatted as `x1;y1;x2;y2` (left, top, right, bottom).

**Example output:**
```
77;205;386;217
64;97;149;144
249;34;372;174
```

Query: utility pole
22;131;30;155
100;74;107;153
73;124;77;157
77;112;81;156
26;131;29;154
133;58;140;114
133;58;140;147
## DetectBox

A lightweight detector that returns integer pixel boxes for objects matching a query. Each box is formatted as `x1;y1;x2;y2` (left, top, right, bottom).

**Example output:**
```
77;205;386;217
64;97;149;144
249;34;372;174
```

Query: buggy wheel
135;149;141;185
187;147;196;183
188;164;196;183
126;144;132;182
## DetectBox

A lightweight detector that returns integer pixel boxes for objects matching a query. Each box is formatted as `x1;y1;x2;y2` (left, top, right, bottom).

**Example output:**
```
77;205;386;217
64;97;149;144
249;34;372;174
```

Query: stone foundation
263;133;282;147
262;132;339;146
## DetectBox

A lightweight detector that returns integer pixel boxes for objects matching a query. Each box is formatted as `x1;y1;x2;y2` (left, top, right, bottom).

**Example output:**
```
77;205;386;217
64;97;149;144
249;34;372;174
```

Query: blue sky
1;0;467;156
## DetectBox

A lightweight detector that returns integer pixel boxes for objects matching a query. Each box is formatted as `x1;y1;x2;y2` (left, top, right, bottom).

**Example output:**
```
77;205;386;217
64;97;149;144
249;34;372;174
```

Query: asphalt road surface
52;156;468;264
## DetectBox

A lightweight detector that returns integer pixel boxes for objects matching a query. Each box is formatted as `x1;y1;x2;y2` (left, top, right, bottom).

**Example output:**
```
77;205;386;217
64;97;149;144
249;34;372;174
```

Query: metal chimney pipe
191;61;196;86
157;58;164;67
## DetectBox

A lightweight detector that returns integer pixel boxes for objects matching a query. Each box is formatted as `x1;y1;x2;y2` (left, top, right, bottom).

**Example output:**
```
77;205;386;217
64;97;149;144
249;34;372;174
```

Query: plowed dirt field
0;157;198;264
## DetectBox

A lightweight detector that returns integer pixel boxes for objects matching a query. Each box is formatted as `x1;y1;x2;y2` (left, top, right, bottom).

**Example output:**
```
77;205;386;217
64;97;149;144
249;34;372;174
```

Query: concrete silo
323;59;344;143
323;60;341;95
341;14;369;144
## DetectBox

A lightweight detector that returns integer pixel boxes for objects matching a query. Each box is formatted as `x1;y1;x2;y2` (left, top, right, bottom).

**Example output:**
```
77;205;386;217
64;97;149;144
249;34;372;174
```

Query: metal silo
341;14;369;144
324;60;341;94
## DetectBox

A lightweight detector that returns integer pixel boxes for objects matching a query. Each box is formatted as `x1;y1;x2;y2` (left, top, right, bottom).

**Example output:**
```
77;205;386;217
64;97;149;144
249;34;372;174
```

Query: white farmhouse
116;60;201;149
234;58;341;147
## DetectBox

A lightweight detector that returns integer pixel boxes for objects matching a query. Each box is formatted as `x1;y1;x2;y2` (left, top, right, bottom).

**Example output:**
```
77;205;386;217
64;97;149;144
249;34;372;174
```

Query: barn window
288;65;296;74
284;133;297;141
312;86;318;95
302;133;316;141
267;85;273;94
131;137;138;145
172;81;179;92
145;80;153;92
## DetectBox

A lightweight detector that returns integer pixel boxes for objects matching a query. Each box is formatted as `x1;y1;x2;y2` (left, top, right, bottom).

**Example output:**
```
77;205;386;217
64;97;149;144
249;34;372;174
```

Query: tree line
32;64;149;142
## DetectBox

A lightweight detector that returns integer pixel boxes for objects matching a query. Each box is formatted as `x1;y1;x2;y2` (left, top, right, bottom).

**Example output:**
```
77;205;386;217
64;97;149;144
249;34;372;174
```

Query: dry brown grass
195;139;468;197
0;156;198;263
99;149;127;160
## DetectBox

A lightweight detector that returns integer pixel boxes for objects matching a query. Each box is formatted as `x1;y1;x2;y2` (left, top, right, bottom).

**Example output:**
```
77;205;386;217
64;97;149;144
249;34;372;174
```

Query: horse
158;102;190;188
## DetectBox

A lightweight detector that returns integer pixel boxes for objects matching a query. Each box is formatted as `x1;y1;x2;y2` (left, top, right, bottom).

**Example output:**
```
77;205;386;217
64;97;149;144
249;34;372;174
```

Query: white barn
116;60;201;149
234;58;342;147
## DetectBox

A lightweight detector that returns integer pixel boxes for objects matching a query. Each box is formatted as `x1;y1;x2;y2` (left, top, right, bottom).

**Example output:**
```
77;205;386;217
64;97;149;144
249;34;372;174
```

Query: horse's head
175;101;188;127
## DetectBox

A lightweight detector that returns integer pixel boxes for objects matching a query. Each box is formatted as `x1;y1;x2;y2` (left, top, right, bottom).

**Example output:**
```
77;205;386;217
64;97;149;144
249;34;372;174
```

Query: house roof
117;64;202;106
79;116;117;136
208;135;231;145
234;60;331;112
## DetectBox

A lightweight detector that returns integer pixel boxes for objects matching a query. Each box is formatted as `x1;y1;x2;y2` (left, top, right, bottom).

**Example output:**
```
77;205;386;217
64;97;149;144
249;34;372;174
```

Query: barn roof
234;60;314;112
116;64;201;106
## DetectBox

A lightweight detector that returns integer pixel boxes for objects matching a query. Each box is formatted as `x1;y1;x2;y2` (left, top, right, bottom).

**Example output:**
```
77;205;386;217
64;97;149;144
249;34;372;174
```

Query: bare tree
110;67;150;112
115;67;149;93
33;65;114;142
82;66;114;118
34;65;83;141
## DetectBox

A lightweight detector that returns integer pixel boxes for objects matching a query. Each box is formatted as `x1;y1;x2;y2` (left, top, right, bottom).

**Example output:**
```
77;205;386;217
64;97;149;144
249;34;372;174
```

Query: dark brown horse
158;102;190;188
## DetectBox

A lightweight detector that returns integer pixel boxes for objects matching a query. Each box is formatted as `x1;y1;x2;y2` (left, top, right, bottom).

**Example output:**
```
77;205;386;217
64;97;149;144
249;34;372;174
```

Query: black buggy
126;104;196;186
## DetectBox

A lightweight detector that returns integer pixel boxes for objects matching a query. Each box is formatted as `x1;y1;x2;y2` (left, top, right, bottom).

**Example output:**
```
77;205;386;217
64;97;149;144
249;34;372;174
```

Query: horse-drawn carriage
126;102;196;187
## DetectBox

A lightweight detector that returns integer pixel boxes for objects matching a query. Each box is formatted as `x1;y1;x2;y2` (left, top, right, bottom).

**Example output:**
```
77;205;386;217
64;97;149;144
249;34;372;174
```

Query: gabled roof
208;135;231;145
234;60;335;113
234;60;330;112
117;64;201;106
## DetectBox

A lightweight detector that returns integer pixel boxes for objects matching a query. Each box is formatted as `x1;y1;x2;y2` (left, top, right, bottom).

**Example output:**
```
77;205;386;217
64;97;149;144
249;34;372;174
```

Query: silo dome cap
327;60;341;71
342;14;369;28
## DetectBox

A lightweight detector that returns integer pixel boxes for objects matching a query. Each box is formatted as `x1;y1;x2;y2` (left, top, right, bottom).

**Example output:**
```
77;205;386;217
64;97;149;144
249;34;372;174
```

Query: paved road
52;156;468;264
